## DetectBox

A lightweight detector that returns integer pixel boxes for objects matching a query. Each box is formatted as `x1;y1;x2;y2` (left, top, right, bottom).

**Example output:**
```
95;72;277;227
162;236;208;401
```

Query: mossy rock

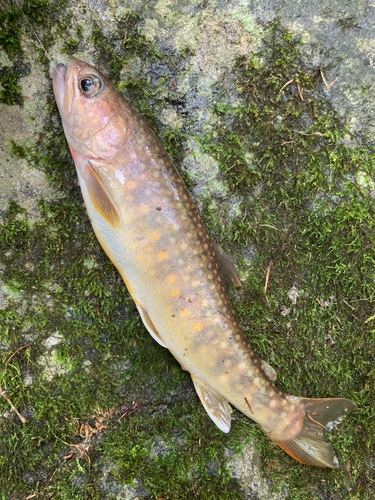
0;1;374;499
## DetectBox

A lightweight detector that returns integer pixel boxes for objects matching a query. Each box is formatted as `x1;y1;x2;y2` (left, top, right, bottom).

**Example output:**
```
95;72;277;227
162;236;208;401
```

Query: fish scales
53;59;356;468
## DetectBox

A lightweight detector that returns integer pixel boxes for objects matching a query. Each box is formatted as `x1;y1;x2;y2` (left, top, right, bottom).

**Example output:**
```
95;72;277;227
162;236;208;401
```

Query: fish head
53;58;129;161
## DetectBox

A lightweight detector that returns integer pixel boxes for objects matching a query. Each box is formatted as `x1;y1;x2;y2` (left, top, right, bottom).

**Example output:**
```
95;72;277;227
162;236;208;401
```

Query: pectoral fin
213;243;241;288
83;162;121;229
191;374;232;433
136;304;167;348
261;359;277;381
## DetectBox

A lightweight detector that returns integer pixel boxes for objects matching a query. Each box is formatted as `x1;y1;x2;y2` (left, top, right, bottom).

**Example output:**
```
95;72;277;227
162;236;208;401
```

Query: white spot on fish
115;169;126;185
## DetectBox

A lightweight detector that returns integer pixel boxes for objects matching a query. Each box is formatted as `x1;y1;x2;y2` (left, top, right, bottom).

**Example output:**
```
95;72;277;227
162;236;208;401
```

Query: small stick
0;384;28;423
264;259;273;294
342;299;355;310
222;160;240;175
320;69;338;88
279;78;295;94
4;343;31;369
56;436;91;466
296;82;304;101
244;397;253;414
281;140;295;146
306;412;326;429
347;460;352;480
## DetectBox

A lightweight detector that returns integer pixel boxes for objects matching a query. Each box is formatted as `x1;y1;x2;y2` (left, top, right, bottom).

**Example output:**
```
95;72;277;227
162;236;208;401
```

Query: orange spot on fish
158;251;168;260
193;321;202;331
150;232;160;241
167;274;176;283
170;289;180;297
180;309;189;318
140;205;148;213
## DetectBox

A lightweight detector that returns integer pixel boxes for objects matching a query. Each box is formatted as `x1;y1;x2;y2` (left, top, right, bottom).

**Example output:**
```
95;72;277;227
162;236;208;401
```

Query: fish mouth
53;63;67;114
53;59;96;118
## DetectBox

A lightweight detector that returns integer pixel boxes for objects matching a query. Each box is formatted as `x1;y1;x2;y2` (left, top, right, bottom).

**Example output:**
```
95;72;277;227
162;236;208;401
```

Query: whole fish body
53;59;355;468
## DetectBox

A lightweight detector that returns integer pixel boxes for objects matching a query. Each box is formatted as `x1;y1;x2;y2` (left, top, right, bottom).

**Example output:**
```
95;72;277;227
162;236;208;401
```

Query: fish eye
79;75;102;96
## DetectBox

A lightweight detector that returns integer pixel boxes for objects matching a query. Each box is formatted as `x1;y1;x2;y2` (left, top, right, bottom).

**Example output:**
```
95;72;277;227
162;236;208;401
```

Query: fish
53;58;356;468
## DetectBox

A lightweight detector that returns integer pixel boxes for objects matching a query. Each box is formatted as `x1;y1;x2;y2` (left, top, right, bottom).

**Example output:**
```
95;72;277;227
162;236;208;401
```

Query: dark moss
0;64;27;105
0;0;73;106
0;5;23;56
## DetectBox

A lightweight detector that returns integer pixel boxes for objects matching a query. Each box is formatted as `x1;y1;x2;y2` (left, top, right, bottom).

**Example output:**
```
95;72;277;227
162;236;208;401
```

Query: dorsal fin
191;374;232;433
213;242;241;287
83;162;121;229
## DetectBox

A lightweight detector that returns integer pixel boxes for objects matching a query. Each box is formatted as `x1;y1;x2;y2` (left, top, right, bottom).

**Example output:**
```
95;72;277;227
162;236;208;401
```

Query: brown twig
264;259;273;294
222;160;240;175
56;436;91;466
279;78;295;94
4;343;31;369
0;344;32;424
320;69;339;88
306;412;326;429
244;397;253;414
0;384;28;423
296;81;304;100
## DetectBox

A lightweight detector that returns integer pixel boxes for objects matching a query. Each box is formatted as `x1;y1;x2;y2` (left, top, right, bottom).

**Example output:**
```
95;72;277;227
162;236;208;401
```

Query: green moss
0;6;23;56
0;0;73;105
0;65;26;105
61;37;80;55
90;10;160;84
198;20;375;498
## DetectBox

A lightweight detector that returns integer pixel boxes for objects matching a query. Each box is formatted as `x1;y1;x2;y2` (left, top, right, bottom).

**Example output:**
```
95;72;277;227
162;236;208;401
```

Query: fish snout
53;63;67;107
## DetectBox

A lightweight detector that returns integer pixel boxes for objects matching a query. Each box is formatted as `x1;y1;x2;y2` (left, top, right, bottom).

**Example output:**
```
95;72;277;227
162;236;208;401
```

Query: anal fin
191;374;232;433
136;304;167;348
213;242;241;288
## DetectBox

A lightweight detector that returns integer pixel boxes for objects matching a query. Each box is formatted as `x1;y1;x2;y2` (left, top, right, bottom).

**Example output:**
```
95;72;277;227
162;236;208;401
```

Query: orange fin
213;242;241;287
191;374;232;433
83;162;121;229
273;397;356;468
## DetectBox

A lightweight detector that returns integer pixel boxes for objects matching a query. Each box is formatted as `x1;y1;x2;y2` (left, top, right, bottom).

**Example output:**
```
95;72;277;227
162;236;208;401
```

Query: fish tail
272;397;356;468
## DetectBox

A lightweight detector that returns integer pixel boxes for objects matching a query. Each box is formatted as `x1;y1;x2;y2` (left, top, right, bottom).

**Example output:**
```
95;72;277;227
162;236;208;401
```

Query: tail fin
273;398;356;468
